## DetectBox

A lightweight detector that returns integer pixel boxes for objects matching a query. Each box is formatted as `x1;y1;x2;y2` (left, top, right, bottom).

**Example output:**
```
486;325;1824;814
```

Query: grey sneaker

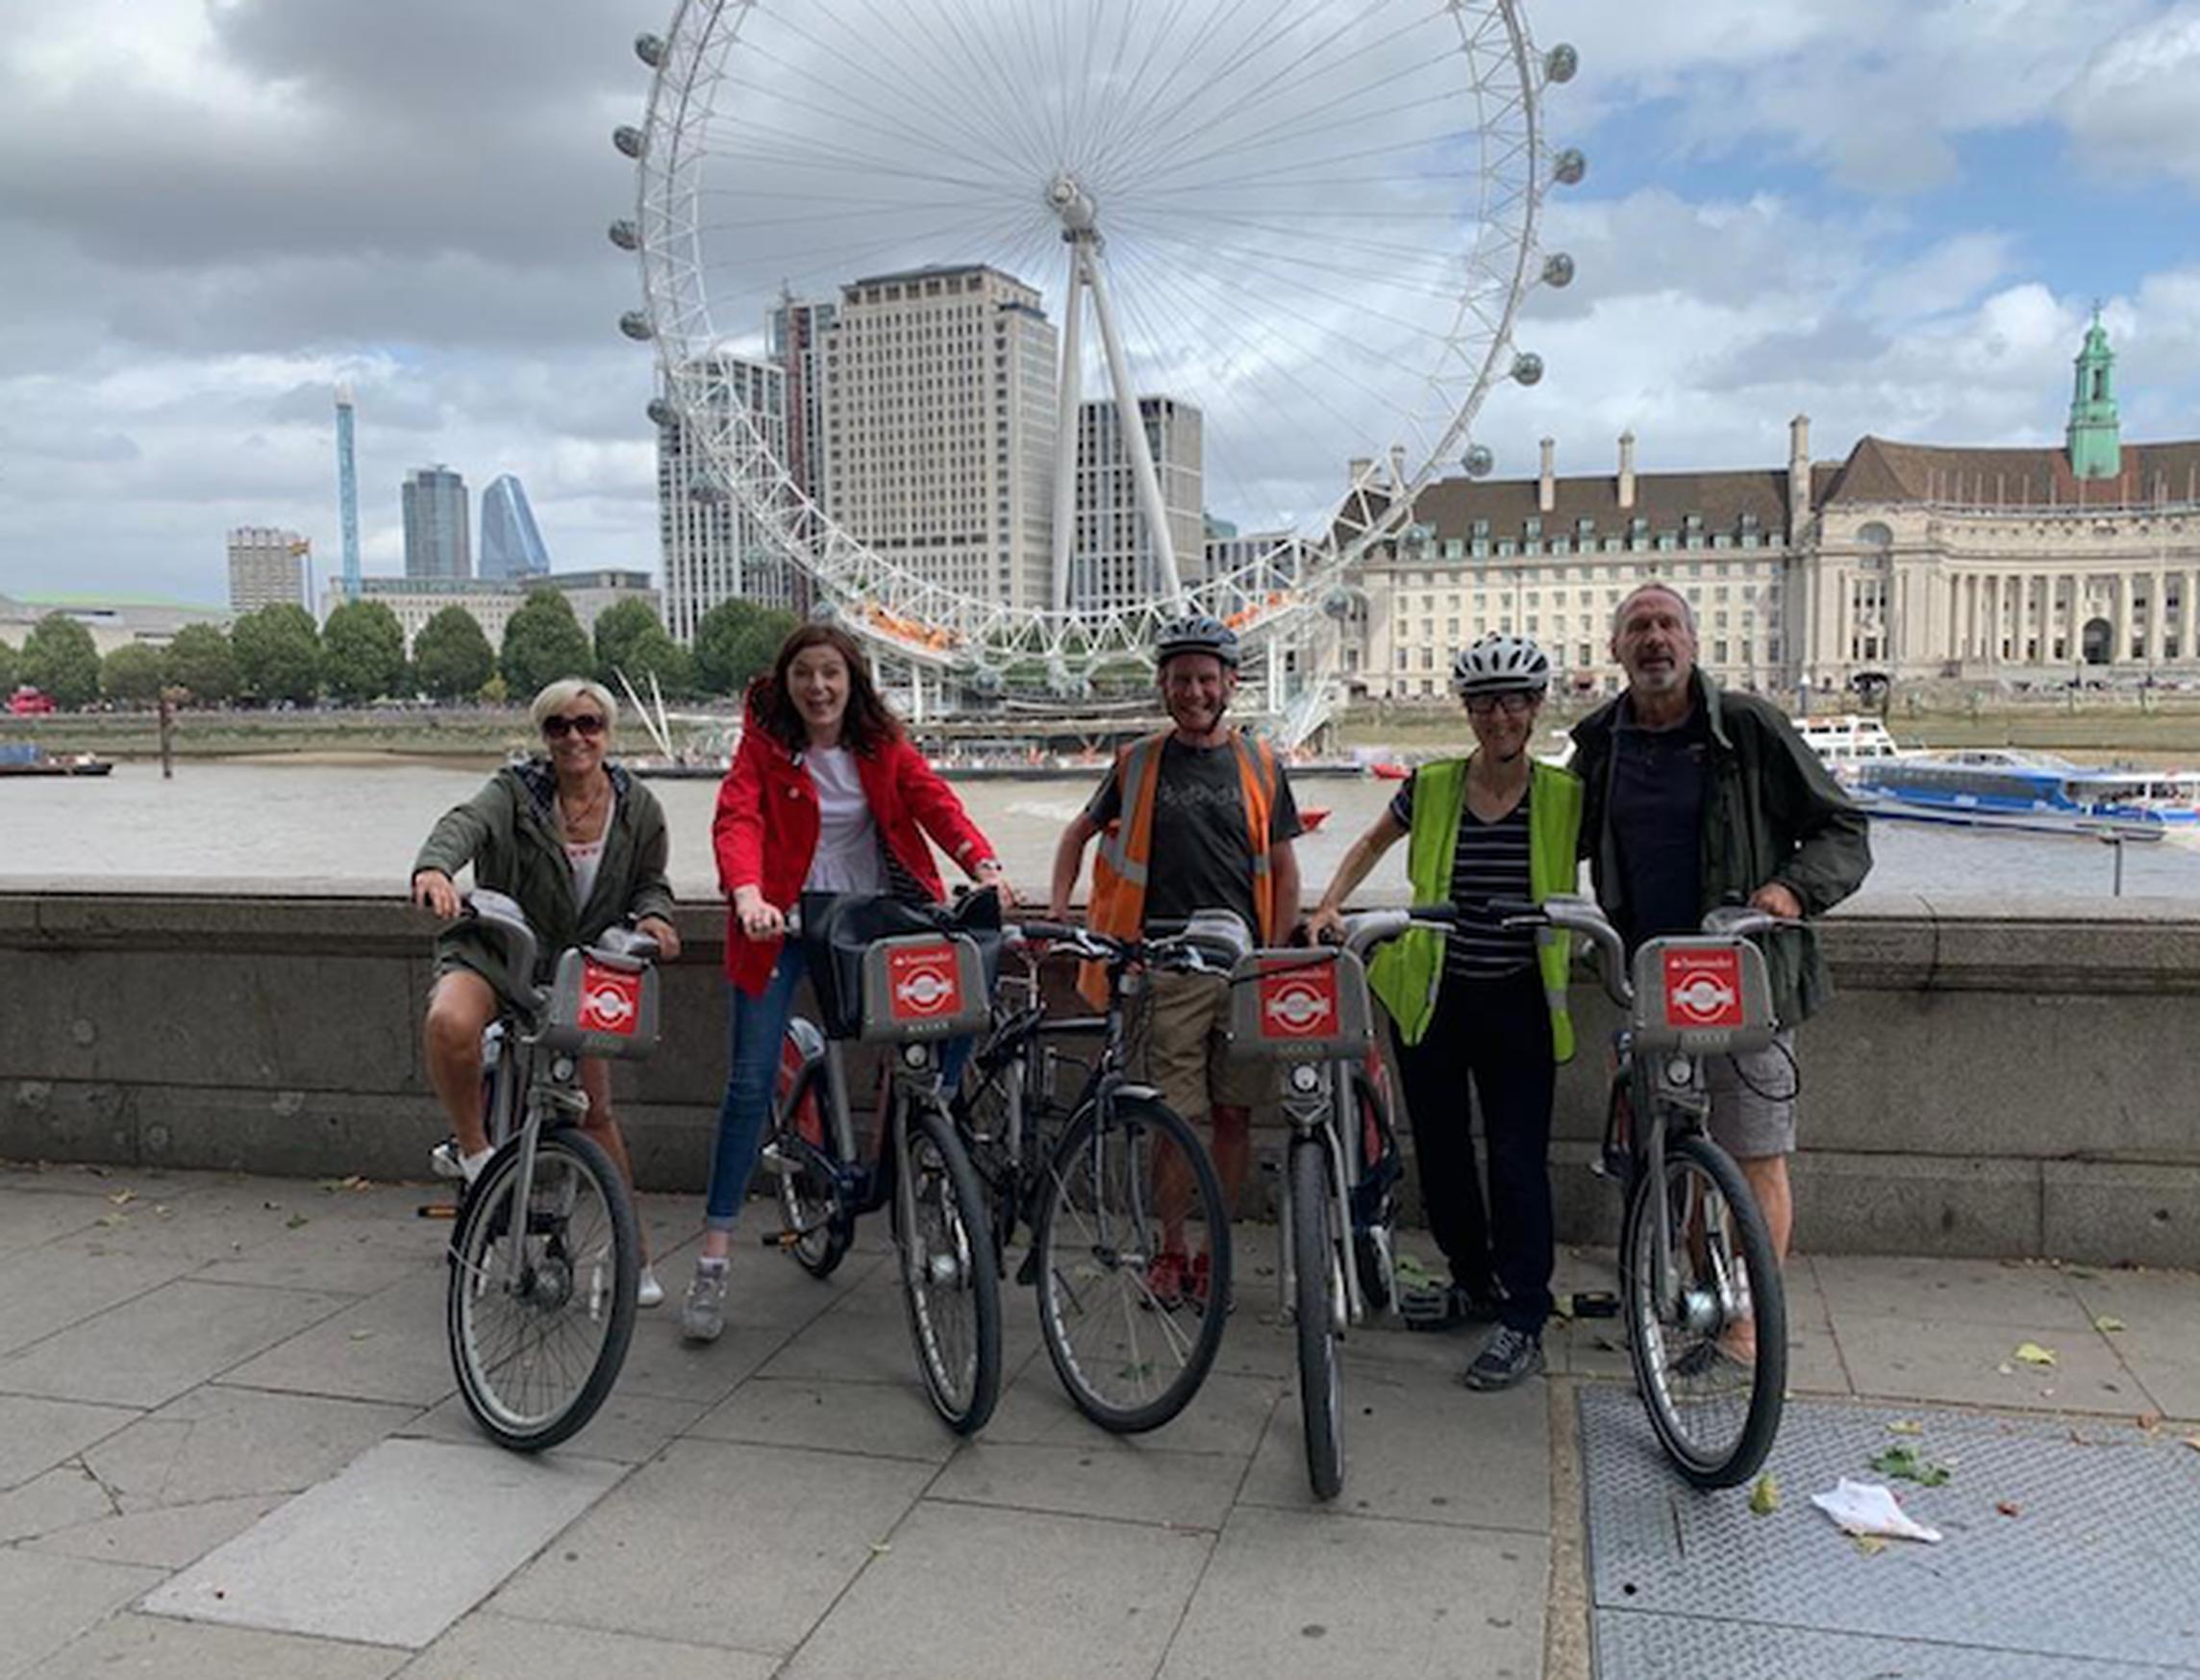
680;1263;728;1343
1462;1325;1544;1391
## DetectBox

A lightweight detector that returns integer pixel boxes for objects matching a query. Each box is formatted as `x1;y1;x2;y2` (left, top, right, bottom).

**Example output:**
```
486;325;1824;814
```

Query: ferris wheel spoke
702;117;1017;198
923;0;1065;175
1079;0;1219;178
694;198;1047;308
1143;81;1477;195
1126;205;1492;277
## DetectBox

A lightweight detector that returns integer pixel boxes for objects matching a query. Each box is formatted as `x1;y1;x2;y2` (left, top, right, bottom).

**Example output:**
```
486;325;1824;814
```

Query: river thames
7;758;2199;903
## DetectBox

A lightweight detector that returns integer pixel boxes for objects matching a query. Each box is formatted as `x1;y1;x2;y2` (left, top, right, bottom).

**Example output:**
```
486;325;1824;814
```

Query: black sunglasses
542;714;607;740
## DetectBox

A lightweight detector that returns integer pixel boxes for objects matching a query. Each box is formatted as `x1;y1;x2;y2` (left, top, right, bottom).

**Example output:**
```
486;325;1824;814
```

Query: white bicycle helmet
1451;633;1551;696
1154;613;1241;670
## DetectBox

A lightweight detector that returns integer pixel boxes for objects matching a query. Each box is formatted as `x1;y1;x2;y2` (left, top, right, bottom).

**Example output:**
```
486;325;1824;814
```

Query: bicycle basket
801;890;1001;1041
1223;947;1375;1060
1628;936;1776;1055
540;946;660;1059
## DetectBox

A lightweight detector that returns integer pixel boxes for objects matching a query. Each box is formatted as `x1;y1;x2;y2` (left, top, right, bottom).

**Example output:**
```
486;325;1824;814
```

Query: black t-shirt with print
1086;736;1303;935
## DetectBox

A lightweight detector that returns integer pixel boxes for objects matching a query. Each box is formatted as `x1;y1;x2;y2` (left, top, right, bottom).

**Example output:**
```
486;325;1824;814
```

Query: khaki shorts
1130;968;1274;1122
1705;1028;1798;1160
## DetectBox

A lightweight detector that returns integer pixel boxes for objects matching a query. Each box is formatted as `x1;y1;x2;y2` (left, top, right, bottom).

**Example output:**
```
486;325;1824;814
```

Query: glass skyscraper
479;474;551;580
402;464;470;580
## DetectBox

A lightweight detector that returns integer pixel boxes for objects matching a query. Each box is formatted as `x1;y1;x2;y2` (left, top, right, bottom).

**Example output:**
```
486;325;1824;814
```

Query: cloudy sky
4;0;2199;608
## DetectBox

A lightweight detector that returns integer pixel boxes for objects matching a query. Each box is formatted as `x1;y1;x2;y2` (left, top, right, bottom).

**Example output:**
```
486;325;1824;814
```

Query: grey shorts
1704;1028;1798;1159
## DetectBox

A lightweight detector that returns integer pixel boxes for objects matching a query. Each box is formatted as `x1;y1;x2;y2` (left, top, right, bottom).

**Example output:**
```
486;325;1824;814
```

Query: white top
563;791;614;908
803;746;883;893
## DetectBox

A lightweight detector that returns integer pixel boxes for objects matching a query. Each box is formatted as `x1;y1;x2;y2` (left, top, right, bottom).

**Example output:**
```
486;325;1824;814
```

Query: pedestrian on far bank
686;622;1012;1343
1307;635;1582;1390
1571;584;1871;1363
411;677;682;1308
1049;614;1304;1307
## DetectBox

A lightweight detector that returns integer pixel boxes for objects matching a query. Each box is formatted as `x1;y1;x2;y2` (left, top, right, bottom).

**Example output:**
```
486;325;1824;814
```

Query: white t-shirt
802;747;883;893
563;791;615;908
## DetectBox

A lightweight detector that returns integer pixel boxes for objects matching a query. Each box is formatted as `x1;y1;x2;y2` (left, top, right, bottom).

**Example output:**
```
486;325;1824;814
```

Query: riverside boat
0;743;112;778
1850;749;2187;840
1795;715;1908;781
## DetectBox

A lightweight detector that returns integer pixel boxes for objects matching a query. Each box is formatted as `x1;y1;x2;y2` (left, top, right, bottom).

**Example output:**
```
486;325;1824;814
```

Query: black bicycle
756;890;1004;1435
443;890;657;1452
950;915;1236;1434
1494;893;1790;1489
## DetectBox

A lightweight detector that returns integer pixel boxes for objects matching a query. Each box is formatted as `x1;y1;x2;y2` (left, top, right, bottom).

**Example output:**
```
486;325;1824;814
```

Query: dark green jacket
1569;671;1871;1024
413;760;675;995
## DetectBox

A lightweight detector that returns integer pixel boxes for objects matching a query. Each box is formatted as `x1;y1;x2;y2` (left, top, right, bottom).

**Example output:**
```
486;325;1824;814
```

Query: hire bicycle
950;916;1236;1434
1222;907;1455;1501
756;890;1004;1435
443;890;657;1452
1491;893;1790;1489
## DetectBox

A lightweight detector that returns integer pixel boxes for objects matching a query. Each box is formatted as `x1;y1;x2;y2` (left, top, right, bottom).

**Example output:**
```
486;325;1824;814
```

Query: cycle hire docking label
888;940;964;1022
1661;946;1744;1031
1259;964;1339;1041
579;962;643;1038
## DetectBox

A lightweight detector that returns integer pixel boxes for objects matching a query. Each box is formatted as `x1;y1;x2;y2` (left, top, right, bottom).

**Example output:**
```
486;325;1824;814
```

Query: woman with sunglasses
412;677;683;1307
1305;634;1582;1393
681;622;1012;1342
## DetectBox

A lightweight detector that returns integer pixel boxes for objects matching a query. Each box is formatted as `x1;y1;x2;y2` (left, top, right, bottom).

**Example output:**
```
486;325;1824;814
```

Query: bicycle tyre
773;1061;850;1281
1032;1094;1232;1435
897;1098;1003;1434
1620;1130;1787;1489
448;1128;638;1453
1292;1136;1345;1501
1349;1067;1396;1313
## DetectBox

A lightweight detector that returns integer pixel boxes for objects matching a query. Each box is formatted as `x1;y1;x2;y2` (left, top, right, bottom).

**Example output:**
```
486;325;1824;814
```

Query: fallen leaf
1995;1500;2021;1518
347;1329;375;1341
2012;1342;2057;1367
2137;1413;2162;1433
1887;1419;1924;1436
1749;1473;1780;1517
106;1189;136;1207
95;1213;128;1228
2094;1316;2127;1334
868;1542;892;1555
2067;1266;2101;1280
1868;1443;1952;1487
1996;1362;2014;1376
1852;1535;1888;1558
2181;1436;2200;1455
285;1214;310;1230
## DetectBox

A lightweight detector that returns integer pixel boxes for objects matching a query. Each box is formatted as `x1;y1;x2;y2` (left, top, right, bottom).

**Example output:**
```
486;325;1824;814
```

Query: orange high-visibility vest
1079;728;1280;1008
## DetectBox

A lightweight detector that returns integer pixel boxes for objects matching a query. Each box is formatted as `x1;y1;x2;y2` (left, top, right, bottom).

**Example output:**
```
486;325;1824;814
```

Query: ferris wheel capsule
1541;253;1575;288
1463;445;1496;478
1552;148;1587;187
619;311;654;341
646;398;676;428
634;33;666;67
1511;353;1545;387
1544;44;1579;85
612;125;647;160
609;219;639;252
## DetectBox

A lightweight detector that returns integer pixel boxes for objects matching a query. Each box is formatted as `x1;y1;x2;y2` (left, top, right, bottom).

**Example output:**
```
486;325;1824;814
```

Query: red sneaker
1145;1249;1189;1310
1188;1251;1235;1315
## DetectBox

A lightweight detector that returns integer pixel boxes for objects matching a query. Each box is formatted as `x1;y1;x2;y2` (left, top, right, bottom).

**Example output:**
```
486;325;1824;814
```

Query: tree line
0;593;799;711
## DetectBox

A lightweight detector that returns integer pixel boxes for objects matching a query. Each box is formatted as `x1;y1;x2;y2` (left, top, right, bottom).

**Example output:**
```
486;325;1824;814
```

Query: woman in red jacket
682;622;1012;1341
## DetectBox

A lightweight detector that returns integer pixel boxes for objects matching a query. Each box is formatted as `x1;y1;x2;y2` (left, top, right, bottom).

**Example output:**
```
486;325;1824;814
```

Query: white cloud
2058;4;2200;186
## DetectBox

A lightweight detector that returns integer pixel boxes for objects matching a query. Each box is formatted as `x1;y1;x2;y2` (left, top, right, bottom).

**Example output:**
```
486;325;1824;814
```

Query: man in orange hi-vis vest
1049;614;1305;1309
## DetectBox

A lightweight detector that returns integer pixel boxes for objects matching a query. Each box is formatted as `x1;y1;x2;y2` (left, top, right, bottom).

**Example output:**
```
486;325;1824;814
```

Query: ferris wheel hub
1046;173;1100;239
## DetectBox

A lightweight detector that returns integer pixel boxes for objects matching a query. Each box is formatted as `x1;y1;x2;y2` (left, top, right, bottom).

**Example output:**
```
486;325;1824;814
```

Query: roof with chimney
1815;436;2200;509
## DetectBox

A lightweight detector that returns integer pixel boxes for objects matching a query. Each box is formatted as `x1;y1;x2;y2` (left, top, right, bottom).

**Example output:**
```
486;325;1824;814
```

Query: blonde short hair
529;678;618;733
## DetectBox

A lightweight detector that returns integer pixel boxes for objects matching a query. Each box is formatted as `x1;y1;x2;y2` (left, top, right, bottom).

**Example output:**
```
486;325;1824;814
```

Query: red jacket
712;699;995;993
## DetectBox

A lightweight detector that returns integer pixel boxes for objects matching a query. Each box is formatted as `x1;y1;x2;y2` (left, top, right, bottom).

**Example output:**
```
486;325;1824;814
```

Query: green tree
21;613;101;709
101;643;167;707
592;598;663;685
321;599;409;704
693;599;798;696
232;603;322;706
499;589;593;701
0;639;16;692
412;606;495;701
164;623;238;705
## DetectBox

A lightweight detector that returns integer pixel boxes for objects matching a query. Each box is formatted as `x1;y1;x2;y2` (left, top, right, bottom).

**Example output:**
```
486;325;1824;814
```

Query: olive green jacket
413;760;675;993
1569;671;1871;1024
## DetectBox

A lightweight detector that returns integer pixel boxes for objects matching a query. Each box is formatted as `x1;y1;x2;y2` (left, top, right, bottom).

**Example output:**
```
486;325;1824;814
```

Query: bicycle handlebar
1484;894;1801;1010
1005;917;1242;977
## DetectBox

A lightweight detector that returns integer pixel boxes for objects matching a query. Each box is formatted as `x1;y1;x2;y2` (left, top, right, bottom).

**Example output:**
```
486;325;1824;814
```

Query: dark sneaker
1401;1281;1500;1333
1462;1325;1544;1391
1671;1337;1752;1380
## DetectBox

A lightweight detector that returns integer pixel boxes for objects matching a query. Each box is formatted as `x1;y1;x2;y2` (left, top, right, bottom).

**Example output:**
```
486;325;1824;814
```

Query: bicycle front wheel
448;1129;639;1453
1032;1095;1232;1435
1292;1136;1345;1501
1621;1130;1787;1489
897;1099;1002;1435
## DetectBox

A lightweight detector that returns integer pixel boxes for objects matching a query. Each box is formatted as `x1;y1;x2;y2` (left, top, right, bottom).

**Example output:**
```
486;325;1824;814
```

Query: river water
7;758;2198;905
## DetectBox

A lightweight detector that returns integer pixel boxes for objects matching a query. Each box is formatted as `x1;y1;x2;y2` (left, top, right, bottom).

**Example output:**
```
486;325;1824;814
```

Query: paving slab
1160;1504;1548;1680
142;1437;625;1650
1813;1252;2096;1330
752;1284;937;1387
1240;1348;1550;1534
983;1363;1284;1458
931;1438;1247;1529
1581;1389;2200;1674
781;1499;1211;1680
0;1463;118;1544
687;1373;966;1464
0;1548;166;1680
0;1394;139;1491
80;1386;418;1509
489;1438;931;1655
23;1611;407;1680
0;1280;351;1409
399;1612;775;1680
0;1188;107;1254
0;1245;194;1358
1831;1312;2140;1413
403;1386;708;1465
217;1272;455;1407
25;1492;288;1570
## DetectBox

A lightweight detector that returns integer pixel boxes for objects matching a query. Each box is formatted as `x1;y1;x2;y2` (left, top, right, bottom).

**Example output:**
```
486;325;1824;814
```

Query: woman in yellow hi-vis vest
1308;635;1581;1392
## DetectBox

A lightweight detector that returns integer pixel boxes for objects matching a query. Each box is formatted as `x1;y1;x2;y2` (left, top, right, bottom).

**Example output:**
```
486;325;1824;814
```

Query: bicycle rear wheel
771;1059;850;1280
1033;1094;1231;1434
448;1128;638;1452
897;1098;1002;1434
1292;1136;1345;1501
1621;1130;1787;1489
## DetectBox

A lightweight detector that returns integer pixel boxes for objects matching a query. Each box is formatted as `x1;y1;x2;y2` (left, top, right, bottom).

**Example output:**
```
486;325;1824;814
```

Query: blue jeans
703;943;973;1231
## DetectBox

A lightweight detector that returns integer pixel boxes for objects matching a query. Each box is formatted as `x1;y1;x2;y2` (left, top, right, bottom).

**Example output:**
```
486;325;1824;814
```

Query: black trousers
1394;965;1556;1334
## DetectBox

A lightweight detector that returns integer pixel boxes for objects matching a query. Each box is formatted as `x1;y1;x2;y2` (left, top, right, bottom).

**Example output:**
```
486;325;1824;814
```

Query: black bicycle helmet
1450;633;1551;696
1154;613;1240;670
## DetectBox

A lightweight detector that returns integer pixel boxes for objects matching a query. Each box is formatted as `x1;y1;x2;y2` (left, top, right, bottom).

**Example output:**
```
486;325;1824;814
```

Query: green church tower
2066;310;2122;480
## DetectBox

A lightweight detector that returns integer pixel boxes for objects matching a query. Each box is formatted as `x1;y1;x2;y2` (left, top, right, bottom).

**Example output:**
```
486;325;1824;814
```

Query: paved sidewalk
0;1161;2194;1680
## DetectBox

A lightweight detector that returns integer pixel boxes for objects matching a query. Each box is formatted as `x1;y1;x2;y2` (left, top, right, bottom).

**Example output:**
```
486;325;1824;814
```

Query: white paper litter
1809;1478;1943;1543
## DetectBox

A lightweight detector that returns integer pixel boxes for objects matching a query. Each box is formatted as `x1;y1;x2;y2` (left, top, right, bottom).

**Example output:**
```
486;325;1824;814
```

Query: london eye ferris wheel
612;0;1583;696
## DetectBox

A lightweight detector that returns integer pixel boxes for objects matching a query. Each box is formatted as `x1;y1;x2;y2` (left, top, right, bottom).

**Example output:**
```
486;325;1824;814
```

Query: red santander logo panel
1260;965;1339;1039
888;941;963;1020
1662;947;1743;1029
578;962;642;1036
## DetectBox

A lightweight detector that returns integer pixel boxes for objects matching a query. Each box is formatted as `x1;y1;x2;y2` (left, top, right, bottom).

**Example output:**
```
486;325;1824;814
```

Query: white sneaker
637;1266;664;1309
681;1262;729;1342
430;1138;464;1181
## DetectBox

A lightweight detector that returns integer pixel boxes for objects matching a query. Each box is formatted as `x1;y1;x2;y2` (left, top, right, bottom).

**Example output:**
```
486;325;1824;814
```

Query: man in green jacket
1571;585;1870;1358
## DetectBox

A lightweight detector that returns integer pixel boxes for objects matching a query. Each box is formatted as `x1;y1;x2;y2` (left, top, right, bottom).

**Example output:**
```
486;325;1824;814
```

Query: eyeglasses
1464;693;1535;717
542;714;607;740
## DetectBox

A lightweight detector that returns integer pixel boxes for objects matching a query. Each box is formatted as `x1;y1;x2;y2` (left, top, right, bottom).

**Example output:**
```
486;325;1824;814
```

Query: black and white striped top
1389;775;1538;981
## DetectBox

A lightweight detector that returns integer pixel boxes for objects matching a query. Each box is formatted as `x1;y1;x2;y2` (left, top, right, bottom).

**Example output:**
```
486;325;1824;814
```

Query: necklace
558;776;610;839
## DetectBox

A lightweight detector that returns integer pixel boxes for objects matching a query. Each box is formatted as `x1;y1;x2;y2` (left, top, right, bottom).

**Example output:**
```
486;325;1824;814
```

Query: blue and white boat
1851;749;2199;840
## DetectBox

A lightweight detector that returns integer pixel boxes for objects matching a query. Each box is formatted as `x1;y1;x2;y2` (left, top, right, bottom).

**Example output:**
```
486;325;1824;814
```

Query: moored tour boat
0;743;112;778
1851;748;2182;841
